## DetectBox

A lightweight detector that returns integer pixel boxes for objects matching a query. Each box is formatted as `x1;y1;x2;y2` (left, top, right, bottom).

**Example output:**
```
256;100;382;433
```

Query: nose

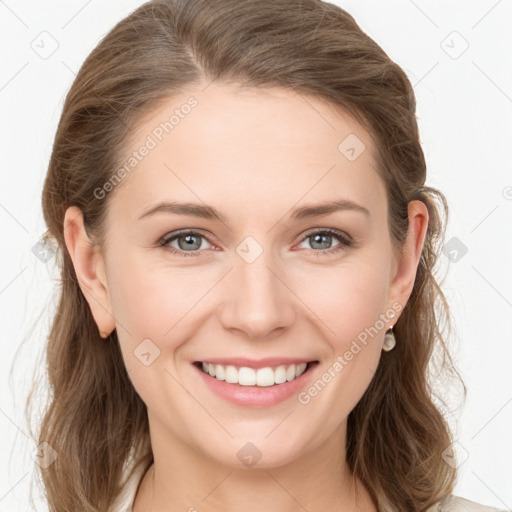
218;246;296;340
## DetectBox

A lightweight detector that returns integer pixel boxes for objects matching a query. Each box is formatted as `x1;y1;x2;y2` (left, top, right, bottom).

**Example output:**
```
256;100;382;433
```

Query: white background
1;0;511;510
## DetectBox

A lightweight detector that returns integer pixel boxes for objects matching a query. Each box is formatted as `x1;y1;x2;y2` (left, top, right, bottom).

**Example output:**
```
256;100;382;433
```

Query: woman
30;0;507;510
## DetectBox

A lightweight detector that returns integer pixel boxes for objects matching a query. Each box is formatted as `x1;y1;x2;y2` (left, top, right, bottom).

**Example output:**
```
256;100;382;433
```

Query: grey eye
165;232;208;252
300;232;341;251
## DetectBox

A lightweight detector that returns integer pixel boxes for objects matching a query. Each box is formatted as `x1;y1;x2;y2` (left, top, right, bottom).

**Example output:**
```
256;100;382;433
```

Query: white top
110;461;509;512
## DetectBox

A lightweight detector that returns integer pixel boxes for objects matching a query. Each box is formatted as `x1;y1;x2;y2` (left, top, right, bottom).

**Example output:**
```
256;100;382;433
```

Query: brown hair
27;0;465;510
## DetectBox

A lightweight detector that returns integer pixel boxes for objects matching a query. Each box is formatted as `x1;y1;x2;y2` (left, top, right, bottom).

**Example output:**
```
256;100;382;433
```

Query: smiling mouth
193;360;319;387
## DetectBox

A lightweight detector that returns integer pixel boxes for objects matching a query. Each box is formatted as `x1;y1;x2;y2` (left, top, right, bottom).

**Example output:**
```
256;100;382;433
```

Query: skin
64;82;428;511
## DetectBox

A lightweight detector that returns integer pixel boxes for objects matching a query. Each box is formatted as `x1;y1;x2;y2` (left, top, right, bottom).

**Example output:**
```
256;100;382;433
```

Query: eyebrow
138;198;370;222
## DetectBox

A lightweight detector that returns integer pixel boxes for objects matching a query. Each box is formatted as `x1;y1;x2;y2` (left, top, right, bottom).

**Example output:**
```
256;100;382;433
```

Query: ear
63;206;115;337
387;200;429;317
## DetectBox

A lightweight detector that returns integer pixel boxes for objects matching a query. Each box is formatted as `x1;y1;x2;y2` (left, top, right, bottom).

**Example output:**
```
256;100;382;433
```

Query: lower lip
193;362;319;408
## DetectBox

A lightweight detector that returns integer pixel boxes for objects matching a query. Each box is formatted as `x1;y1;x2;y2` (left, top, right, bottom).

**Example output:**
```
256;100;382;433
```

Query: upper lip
195;357;318;369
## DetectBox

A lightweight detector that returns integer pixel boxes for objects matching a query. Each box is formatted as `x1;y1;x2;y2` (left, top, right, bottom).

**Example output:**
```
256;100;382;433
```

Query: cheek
289;261;390;441
107;252;202;332
292;257;391;347
106;255;200;414
107;253;222;366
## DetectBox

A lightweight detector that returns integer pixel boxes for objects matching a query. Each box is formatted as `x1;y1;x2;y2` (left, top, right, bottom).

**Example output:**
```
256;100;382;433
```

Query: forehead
107;83;386;224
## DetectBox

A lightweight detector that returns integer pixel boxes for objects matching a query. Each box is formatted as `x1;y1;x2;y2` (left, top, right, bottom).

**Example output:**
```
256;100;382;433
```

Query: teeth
199;362;309;386
215;364;225;381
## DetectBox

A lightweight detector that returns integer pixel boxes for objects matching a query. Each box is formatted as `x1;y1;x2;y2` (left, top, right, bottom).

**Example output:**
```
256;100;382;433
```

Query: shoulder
427;495;510;512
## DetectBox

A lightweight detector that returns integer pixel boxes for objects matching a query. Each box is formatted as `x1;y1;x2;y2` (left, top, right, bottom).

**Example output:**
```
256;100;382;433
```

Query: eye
159;228;353;258
297;229;353;256
159;230;213;257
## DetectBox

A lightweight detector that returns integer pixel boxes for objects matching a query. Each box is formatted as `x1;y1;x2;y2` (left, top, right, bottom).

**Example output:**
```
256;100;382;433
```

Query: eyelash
159;228;353;258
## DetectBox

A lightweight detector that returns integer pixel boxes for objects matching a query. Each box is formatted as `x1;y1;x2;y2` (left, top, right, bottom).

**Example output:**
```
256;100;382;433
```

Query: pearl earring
382;326;396;352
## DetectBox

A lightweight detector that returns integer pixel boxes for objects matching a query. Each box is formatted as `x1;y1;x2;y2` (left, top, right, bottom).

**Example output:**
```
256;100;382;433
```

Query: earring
382;326;396;352
99;329;111;339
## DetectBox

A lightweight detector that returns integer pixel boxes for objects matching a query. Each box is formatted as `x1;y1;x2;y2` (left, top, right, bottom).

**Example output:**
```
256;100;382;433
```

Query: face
65;82;427;470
